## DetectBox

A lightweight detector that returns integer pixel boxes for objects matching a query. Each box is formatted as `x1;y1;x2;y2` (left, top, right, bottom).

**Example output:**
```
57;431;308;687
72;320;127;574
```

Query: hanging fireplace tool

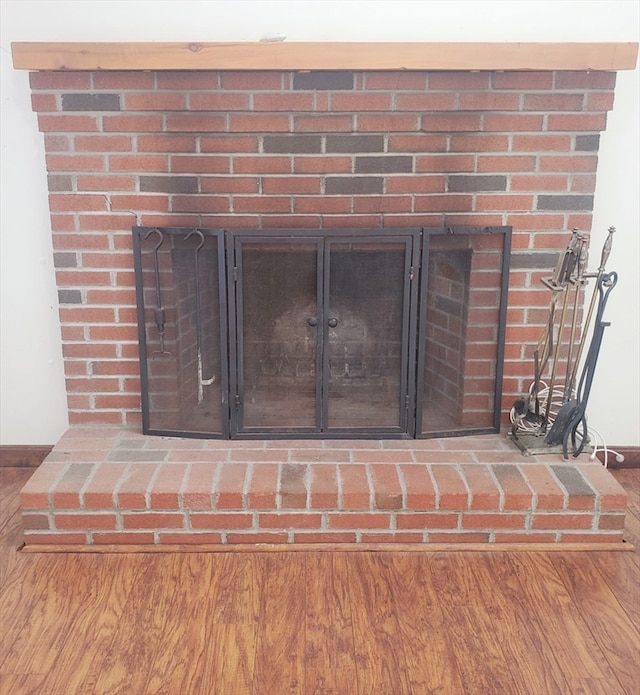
185;229;216;404
144;228;173;361
510;227;618;458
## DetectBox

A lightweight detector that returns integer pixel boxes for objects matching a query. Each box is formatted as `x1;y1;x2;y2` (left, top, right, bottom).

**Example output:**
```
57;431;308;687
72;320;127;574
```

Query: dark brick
354;156;412;174
326;135;384;153
435;296;463;317
293;71;354;90
575;134;600;151
62;93;121;111
509;251;559;269
53;252;78;268
537;195;594;211
58;289;83;304
325;177;383;194
48;174;74;192
263;135;322;153
551;465;595;498
448;175;507;192
139;176;199;193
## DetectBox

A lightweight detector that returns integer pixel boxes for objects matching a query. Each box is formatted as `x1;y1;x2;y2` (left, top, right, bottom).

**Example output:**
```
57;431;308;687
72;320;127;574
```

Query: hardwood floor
1;466;638;695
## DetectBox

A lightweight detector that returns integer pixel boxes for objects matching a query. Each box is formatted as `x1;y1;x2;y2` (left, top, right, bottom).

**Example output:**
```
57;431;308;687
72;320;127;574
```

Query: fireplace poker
143;228;173;360
185;229;216;403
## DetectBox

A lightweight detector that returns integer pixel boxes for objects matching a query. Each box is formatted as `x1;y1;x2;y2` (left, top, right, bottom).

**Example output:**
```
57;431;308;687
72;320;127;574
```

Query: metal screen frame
133;226;511;440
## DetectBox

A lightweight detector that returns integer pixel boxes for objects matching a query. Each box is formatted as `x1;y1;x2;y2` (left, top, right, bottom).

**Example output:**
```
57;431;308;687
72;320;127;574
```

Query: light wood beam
11;41;639;72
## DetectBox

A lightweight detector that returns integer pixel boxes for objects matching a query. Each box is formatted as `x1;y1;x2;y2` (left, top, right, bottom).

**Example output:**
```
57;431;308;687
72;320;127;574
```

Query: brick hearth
20;428;627;547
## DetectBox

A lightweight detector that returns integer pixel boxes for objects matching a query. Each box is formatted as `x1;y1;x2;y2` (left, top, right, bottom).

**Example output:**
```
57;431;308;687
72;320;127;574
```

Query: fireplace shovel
544;270;618;458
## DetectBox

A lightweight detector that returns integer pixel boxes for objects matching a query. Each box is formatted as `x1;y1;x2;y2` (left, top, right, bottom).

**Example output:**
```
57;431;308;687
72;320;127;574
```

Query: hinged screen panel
133;227;228;438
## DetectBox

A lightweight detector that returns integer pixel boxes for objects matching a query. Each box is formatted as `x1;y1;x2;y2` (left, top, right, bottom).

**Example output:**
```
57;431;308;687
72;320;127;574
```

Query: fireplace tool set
510;227;618;459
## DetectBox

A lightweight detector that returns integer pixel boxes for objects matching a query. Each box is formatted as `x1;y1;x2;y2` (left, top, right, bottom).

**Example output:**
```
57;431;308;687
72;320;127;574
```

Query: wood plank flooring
1;466;639;694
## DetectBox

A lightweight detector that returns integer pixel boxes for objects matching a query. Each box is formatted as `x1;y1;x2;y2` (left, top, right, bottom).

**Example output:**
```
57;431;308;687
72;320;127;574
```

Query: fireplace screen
133;227;510;439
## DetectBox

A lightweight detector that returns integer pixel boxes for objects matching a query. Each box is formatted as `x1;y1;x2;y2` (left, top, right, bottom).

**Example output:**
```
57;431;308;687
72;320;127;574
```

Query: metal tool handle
599;226;615;272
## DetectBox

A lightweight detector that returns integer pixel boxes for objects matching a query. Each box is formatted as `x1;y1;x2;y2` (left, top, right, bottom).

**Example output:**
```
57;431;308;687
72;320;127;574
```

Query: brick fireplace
14;42;634;547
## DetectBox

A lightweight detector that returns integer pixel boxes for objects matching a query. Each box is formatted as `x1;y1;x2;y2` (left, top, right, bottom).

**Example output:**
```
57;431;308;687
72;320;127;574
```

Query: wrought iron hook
143;227;164;253
185;228;206;252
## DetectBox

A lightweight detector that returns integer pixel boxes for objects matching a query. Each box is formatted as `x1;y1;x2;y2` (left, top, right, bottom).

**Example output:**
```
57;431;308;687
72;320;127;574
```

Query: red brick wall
29;69;616;428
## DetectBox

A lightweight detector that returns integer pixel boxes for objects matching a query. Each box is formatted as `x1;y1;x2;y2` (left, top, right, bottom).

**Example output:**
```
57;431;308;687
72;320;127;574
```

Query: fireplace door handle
307;317;319;327
328;317;338;328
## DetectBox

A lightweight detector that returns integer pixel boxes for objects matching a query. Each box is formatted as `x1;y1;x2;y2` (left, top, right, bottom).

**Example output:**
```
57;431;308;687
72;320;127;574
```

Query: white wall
1;0;638;445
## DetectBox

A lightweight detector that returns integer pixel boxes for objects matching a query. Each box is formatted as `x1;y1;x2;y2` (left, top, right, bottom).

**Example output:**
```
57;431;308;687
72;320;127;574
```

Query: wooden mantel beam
11;41;639;72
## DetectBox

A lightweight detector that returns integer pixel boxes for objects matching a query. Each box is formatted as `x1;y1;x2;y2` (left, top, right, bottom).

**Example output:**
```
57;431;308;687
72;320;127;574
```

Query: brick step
20;429;628;547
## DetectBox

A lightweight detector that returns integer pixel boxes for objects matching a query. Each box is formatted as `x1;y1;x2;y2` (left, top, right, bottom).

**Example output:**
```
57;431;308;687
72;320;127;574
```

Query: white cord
585;425;625;467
